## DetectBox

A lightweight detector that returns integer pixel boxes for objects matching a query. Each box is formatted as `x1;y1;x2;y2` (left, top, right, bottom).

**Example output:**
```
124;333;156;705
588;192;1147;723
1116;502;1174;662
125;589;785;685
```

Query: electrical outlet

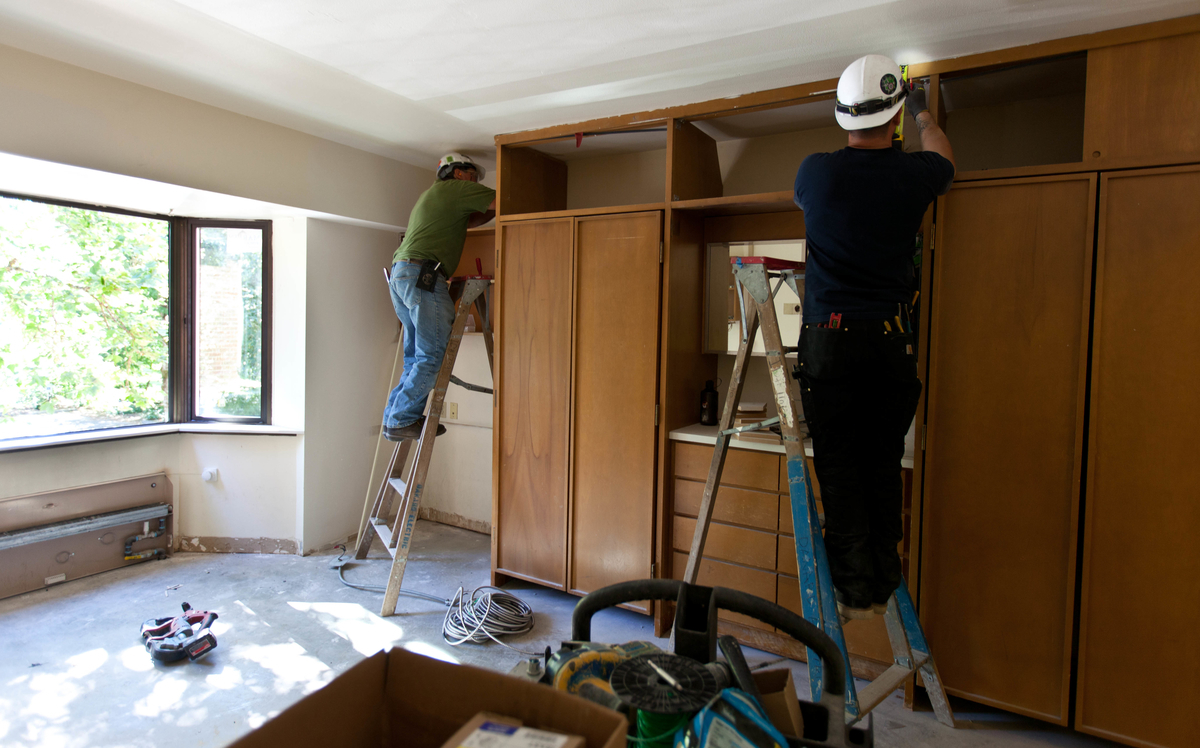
782;303;801;316
447;402;458;420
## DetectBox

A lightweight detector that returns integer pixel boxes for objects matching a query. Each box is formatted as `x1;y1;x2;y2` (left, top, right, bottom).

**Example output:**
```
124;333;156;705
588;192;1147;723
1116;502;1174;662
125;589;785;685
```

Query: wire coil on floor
442;585;536;653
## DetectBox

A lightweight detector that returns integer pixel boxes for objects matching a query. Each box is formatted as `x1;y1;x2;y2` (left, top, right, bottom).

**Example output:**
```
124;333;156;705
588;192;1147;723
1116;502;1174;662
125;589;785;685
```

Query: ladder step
370;518;396;557
387;477;407;498
855;663;914;715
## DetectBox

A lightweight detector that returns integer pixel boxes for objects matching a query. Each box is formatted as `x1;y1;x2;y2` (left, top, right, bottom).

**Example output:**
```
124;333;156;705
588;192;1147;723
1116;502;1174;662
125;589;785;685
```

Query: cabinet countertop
669;423;915;469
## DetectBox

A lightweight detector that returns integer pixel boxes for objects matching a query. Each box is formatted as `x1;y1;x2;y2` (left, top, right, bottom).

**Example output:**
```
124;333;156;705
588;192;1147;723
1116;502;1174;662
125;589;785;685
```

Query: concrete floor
0;521;1119;748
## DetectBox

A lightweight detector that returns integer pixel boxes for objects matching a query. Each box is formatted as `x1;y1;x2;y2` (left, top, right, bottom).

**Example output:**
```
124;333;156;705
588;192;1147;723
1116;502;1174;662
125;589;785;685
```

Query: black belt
397;258;449;279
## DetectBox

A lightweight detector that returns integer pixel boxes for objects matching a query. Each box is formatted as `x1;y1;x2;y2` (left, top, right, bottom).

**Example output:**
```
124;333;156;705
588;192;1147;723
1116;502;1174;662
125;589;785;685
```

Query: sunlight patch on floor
287;601;405;656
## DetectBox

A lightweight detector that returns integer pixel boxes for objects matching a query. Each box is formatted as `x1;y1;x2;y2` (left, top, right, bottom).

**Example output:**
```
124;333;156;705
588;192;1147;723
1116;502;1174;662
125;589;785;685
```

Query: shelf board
671;191;797;216
498;203;665;222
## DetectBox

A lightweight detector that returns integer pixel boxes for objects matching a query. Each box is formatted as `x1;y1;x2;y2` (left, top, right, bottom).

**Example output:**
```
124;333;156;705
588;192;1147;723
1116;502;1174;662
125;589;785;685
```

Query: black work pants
797;323;922;609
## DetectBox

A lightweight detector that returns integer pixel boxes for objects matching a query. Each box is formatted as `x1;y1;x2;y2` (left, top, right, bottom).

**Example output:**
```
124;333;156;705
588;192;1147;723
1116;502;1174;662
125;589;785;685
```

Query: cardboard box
440;712;584;748
752;668;804;738
228;648;627;748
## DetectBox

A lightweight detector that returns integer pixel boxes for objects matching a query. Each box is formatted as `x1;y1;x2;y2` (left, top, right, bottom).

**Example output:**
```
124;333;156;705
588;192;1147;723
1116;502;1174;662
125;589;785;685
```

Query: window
186;220;271;423
0;193;271;441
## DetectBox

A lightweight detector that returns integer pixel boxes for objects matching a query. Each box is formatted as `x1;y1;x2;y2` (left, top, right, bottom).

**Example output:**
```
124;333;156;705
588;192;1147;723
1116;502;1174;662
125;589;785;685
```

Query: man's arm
906;84;955;194
467;198;496;228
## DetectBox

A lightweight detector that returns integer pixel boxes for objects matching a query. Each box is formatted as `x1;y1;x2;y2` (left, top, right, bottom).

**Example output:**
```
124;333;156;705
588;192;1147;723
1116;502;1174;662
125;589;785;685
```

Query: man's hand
906;83;929;119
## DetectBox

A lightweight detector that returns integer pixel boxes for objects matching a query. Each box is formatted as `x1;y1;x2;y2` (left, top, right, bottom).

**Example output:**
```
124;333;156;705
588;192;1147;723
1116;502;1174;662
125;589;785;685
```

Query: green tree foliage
0;197;169;423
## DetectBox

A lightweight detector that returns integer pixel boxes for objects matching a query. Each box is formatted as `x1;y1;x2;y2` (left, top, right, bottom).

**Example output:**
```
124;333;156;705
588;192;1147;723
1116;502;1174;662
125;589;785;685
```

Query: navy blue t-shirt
794;147;954;322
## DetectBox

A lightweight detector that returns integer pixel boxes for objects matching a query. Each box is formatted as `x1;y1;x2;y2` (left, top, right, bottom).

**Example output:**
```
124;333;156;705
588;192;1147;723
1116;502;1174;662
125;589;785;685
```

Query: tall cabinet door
1078;166;1200;748
495;218;574;589
569;212;662;597
922;175;1095;723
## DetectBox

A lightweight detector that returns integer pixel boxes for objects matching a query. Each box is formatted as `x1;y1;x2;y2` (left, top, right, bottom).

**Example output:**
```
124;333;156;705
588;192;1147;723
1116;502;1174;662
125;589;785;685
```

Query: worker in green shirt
382;153;495;441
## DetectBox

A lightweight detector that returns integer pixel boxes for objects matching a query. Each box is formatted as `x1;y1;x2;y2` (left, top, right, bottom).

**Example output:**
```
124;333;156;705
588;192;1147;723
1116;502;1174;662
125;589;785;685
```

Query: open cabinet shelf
671;191;796;215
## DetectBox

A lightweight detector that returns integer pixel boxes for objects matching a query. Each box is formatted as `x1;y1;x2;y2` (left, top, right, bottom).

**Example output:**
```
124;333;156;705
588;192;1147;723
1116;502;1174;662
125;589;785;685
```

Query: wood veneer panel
674;442;779;492
496;218;574;588
673;515;776;571
674;478;778;532
569;212;661;595
703;212;805;244
668;119;723;202
1077;166;1200;748
1084;32;1200;167
922;175;1095;724
776;575;893;664
673;552;775;631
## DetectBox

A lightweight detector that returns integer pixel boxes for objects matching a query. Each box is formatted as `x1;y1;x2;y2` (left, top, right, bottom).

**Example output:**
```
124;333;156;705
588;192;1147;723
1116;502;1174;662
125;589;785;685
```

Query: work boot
837;600;875;622
383;417;447;442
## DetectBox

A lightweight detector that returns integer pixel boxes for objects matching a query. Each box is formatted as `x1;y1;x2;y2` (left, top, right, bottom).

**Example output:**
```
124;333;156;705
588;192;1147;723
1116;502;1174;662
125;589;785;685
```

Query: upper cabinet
1084;31;1200;167
498;126;668;216
940;54;1087;173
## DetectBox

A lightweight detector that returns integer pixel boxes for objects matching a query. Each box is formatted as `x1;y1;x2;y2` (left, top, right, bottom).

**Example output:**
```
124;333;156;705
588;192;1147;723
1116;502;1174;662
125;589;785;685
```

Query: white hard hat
437;152;486;181
835;55;909;131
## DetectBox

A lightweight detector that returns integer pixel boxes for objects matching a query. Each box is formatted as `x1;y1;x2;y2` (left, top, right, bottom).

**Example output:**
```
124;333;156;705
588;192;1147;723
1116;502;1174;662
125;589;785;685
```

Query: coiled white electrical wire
442;585;539;655
331;547;539;655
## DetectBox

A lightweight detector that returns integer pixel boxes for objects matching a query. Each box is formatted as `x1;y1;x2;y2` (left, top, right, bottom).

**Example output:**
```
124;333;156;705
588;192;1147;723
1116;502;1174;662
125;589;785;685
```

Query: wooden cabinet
1085;32;1200;167
670;440;913;677
569;213;662;595
494;212;662;601
922;175;1096;724
1076;166;1200;748
494;218;574;588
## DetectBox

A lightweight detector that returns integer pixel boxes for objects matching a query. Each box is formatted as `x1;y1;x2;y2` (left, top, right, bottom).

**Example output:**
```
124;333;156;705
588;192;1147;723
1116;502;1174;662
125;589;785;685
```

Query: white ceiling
0;0;1195;172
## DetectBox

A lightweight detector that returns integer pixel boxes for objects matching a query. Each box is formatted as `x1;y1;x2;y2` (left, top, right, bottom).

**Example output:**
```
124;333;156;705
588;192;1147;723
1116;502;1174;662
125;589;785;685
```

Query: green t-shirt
393;179;496;273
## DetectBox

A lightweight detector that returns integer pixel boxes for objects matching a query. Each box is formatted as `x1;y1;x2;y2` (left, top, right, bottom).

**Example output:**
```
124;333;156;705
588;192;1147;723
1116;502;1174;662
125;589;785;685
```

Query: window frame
0;190;276;442
179;218;273;425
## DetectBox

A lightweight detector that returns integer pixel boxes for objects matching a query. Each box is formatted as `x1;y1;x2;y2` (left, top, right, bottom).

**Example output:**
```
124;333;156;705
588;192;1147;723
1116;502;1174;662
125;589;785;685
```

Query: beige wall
567;149;667;209
0;43;429;228
301;218;401;551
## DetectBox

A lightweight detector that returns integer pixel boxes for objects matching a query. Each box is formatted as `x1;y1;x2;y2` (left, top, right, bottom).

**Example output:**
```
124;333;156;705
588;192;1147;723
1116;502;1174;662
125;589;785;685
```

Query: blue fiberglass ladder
679;256;955;727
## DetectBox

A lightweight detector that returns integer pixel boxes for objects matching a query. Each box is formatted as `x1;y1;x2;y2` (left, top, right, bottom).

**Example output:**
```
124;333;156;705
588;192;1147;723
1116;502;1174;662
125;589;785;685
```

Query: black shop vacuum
534;579;871;748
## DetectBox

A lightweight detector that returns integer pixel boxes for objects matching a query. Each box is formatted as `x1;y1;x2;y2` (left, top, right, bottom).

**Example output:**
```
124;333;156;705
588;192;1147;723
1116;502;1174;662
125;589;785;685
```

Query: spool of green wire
629;709;691;747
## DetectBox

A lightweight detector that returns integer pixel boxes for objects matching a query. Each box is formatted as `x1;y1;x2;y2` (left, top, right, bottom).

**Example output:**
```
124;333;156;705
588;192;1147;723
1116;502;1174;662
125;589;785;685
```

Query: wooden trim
495;15;1200;149
498;203;666;222
672;191;796;215
565;217;578;592
490;219;504;585
953;161;1094;182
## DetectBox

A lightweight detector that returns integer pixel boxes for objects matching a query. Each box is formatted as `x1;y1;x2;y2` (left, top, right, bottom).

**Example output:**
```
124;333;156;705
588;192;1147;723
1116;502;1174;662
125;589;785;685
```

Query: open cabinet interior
940;54;1087;172
501;125;667;215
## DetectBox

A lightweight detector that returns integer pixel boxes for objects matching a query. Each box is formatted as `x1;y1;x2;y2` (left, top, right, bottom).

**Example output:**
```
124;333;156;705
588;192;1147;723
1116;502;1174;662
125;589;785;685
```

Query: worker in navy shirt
794;54;954;621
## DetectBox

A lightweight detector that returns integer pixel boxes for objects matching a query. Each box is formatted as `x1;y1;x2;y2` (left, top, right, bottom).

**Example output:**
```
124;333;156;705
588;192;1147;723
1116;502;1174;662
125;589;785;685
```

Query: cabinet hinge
655;403;660;426
659;241;664;264
921;424;927;451
651;563;657;578
928;224;935;252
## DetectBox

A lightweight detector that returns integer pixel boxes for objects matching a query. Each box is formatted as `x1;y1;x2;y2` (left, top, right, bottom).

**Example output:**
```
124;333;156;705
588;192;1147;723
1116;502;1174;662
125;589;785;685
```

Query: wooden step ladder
354;272;494;617
681;256;954;727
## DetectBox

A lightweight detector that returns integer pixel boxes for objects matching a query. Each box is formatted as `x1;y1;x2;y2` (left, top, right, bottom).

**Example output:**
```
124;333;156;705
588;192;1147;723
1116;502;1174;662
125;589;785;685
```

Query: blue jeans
382;262;456;428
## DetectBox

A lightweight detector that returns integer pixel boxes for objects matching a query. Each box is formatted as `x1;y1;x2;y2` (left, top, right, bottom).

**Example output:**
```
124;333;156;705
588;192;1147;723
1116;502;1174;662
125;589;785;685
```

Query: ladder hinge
655;403;659;426
659;241;664;263
921;424;927;451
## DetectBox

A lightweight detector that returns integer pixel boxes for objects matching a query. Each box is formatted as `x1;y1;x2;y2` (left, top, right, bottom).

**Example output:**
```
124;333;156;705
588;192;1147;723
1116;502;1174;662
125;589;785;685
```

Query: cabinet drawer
674;479;778;532
776;575;893;663
674;442;779;492
674;552;775;631
777;536;798;576
779;495;824;538
673;515;777;570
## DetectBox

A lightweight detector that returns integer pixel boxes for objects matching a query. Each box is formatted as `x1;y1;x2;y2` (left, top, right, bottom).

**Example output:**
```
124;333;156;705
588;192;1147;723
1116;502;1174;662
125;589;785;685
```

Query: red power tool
140;602;219;662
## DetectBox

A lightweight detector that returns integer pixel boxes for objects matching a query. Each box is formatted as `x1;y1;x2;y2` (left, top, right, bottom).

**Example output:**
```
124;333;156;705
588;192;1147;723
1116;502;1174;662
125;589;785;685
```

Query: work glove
906;83;929;118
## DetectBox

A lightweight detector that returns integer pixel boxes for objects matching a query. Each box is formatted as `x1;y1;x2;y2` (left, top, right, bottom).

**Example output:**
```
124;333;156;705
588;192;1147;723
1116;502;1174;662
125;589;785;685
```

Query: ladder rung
370;518;396;556
387;477;407;498
719;416;781;436
854;663;914;715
